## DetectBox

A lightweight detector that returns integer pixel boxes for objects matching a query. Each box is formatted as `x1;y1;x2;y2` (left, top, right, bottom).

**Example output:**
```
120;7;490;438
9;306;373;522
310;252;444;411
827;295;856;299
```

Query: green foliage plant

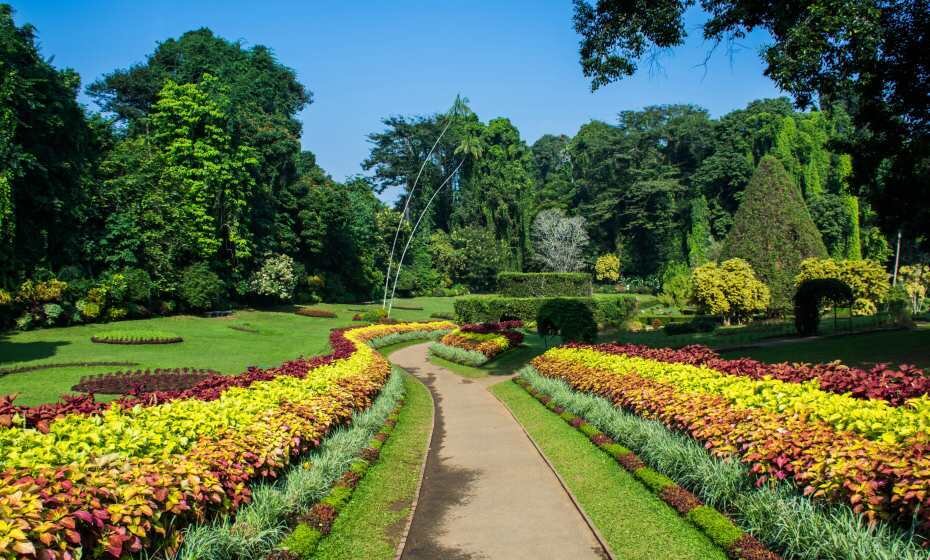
657;263;692;309
536;298;597;343
795;258;890;316
179;263;225;311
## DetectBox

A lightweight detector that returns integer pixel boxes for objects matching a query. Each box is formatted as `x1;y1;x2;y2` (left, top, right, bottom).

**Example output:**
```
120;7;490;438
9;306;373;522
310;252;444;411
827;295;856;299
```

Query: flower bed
71;368;219;395
532;343;930;536
295;307;337;318
0;321;453;559
429;320;524;366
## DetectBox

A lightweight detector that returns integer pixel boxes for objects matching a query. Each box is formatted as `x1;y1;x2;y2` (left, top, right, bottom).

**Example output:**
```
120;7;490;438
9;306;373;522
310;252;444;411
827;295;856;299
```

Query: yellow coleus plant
546;347;930;443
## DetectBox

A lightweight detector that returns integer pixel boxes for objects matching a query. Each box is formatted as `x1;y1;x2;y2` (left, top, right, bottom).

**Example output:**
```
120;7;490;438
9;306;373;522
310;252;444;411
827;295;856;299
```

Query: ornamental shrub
691;259;769;325
795;258;889;316
536;298;597;342
899;264;929;314
594;254;621;283
250;254;299;302
454;295;635;325
179;263;225;311
497;272;593;297
657;262;692;308
794;278;853;336
720;156;828;312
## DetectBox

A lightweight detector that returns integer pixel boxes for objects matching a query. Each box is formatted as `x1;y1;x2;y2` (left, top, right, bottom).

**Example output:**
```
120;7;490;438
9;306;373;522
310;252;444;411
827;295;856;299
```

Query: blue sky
16;1;782;202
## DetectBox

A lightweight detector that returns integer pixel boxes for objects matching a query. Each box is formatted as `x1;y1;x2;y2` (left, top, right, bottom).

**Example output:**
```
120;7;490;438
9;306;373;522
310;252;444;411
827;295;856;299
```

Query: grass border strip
272;403;406;559
513;377;782;560
391;374;435;560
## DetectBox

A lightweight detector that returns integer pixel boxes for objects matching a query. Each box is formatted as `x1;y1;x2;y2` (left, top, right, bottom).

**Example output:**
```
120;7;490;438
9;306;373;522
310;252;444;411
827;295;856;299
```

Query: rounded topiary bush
91;330;183;344
179;263;225;311
536;298;597;343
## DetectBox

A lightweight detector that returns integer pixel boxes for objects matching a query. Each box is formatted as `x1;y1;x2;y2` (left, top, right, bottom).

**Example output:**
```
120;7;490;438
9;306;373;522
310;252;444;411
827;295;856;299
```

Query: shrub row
428;342;490;367
454;295;637;326
71;368;219;395
497;272;593;297
274;406;402;558
0;361;138;378
517;366;930;560
514;376;780;560
533;345;930;536
90;330;183;344
177;369;407;560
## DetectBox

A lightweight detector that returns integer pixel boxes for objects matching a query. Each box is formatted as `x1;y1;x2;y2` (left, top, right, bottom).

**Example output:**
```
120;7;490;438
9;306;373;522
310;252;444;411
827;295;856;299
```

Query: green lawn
314;371;433;560
427;331;558;379
720;323;930;369
0;297;454;405
491;380;726;560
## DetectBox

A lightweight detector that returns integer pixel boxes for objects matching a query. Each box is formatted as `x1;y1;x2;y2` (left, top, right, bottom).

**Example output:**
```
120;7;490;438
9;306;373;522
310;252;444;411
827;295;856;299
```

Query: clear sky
16;1;782;202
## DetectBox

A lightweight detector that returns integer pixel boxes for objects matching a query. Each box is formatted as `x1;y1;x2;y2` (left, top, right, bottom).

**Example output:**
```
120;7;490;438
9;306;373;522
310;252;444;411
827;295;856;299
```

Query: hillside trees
0;5;107;285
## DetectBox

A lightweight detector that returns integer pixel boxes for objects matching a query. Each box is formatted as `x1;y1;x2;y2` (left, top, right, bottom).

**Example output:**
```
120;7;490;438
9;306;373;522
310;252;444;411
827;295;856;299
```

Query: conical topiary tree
720;155;828;312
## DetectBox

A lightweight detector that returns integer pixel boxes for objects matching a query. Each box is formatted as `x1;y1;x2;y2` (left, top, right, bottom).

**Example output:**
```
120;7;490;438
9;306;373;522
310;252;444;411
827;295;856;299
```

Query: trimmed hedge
454;295;636;325
497;272;592;297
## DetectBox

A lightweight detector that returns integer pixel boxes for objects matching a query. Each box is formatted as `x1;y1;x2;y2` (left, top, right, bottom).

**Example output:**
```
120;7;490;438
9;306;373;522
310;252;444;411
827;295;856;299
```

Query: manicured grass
720;323;930;369
313;371;433;560
491;380;727;560
0;297;454;405
427;331;558;379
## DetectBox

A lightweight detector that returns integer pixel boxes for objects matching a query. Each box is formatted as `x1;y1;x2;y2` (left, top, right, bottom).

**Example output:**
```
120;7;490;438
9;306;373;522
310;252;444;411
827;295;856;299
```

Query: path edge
489;378;617;560
392;368;436;560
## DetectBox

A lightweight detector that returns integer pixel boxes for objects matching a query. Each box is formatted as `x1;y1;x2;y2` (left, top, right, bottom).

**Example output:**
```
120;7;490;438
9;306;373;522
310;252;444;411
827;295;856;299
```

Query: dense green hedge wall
454;295;636;326
497;272;593;297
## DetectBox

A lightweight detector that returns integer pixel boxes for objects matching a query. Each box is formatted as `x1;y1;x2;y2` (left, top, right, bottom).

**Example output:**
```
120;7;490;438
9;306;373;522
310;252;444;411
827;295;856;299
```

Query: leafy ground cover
429;320;524;366
427;331;558;379
312;371;432;560
531;342;930;541
491;379;728;560
0;298;454;405
0;321;452;558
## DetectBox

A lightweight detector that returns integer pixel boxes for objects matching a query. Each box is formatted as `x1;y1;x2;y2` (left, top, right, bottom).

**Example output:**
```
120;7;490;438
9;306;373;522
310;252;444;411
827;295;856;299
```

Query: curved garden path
389;343;610;560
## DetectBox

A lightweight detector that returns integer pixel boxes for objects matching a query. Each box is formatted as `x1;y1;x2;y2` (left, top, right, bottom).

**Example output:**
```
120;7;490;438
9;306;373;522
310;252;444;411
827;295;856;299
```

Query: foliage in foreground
517;366;930;560
531;342;930;538
0;321;453;559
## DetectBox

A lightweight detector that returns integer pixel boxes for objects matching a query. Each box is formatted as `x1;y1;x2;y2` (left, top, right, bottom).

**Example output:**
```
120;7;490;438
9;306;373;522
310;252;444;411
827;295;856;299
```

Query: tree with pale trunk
531;209;589;272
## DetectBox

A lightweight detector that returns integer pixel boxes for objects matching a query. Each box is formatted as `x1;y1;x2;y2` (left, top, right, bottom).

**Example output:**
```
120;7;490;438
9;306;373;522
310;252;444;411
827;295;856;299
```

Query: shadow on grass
0;331;70;365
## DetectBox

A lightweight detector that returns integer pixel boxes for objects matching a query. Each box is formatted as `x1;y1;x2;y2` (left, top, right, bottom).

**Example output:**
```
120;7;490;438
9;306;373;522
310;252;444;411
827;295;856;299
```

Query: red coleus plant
575;342;930;405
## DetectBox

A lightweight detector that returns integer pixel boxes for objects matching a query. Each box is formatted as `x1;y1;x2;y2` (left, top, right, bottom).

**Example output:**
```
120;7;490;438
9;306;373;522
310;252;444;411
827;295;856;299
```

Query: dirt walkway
390;343;609;560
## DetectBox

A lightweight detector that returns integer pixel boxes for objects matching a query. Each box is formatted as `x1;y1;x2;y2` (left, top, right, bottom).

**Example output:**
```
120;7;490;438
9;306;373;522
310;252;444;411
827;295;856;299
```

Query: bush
596;296;639;328
795;258;890;316
250;254;299;302
536;298;597;343
359;308;387;323
793;278;853;336
121;268;155;304
657;263;692;308
497;272;593;297
454;295;635;325
179;263;225;311
594;253;621;283
692;259;770;325
887;285;913;328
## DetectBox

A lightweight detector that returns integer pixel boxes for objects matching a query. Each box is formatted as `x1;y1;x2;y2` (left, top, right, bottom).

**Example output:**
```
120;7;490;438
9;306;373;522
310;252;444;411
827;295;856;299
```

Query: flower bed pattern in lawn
532;343;930;537
71;368;219;395
429;320;524;366
0;321;453;559
90;330;183;344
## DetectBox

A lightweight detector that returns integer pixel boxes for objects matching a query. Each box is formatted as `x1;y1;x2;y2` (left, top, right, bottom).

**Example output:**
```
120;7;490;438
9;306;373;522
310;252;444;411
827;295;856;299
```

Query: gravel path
390;343;609;560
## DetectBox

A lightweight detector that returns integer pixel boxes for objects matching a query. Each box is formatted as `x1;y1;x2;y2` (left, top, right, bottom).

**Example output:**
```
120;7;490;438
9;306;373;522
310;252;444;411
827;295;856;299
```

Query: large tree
0;5;106;285
721;155;828;311
572;0;930;250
